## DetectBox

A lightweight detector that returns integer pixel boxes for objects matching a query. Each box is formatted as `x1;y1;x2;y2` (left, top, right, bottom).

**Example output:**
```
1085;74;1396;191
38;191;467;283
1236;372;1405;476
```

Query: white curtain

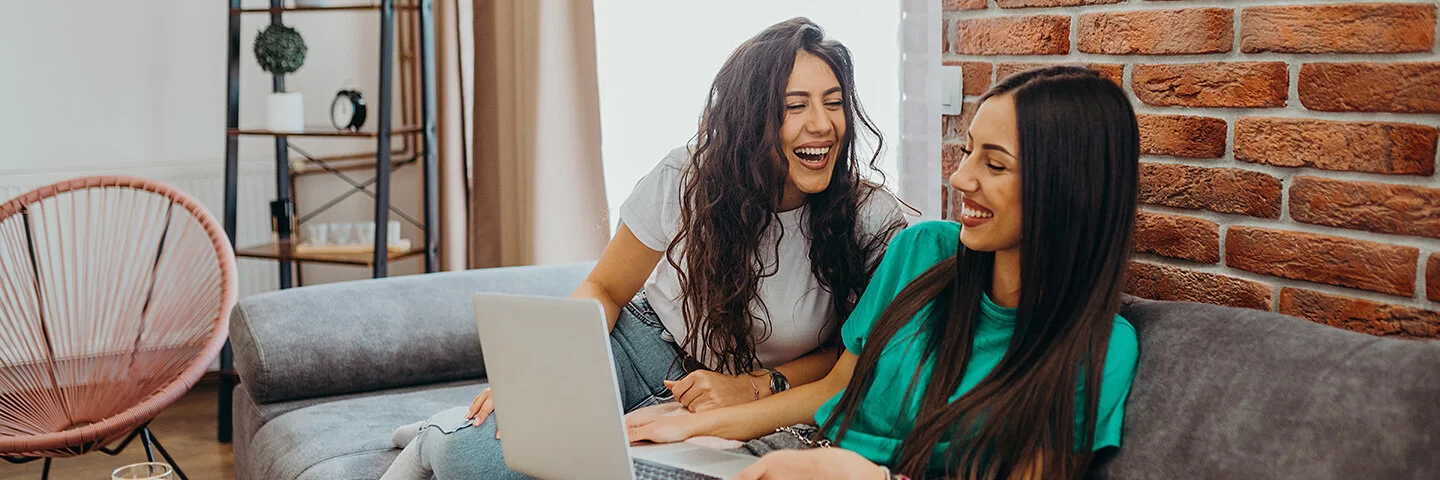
469;0;611;267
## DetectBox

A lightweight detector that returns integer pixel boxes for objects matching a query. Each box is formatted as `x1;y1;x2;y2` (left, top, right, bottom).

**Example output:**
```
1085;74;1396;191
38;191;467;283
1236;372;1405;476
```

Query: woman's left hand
732;448;887;480
666;370;763;412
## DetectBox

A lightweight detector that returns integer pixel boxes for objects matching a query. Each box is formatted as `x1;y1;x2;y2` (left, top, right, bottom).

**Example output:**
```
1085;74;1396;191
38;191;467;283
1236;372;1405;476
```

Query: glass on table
112;462;174;480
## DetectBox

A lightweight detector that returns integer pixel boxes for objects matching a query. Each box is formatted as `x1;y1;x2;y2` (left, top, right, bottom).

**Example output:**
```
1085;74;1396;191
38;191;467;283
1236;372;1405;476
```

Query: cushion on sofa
245;381;487;480
1095;299;1440;479
232;263;593;405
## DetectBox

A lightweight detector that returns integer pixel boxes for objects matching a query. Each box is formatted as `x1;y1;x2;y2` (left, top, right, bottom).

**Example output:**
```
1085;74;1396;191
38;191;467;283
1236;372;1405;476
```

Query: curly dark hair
667;18;904;374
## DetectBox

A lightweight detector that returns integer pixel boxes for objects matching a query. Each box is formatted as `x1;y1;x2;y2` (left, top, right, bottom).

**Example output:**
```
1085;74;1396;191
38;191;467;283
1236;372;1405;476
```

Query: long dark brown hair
820;66;1140;479
667;18;903;374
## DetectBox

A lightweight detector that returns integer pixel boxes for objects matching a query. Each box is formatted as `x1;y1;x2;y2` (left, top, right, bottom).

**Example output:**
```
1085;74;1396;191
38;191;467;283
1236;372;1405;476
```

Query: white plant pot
294;0;330;7
267;92;304;132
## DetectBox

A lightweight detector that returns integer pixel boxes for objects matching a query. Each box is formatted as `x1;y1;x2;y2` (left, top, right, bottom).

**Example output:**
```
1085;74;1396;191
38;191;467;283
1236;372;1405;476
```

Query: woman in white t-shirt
381;17;907;479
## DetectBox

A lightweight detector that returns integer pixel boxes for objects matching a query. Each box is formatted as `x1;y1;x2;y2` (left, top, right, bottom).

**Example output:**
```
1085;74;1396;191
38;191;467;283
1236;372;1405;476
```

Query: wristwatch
764;367;789;394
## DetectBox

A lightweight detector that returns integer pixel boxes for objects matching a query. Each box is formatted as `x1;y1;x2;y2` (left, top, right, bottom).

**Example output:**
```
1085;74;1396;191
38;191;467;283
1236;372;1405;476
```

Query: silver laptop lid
473;293;635;480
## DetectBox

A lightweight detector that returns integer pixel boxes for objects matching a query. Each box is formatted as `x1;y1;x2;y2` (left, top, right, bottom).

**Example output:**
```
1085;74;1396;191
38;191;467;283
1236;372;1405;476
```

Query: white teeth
962;207;992;218
795;146;831;157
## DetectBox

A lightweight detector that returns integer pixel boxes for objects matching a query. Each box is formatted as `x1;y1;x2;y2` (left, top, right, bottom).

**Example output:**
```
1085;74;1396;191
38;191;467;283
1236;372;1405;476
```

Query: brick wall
940;1;1440;338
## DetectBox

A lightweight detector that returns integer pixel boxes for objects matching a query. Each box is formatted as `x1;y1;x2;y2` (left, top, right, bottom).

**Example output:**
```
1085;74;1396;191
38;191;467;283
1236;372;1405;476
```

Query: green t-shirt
813;221;1140;472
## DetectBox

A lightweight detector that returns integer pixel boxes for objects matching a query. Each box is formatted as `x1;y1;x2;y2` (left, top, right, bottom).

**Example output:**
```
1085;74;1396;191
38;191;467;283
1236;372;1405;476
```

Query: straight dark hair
820;66;1140;479
668;18;903;374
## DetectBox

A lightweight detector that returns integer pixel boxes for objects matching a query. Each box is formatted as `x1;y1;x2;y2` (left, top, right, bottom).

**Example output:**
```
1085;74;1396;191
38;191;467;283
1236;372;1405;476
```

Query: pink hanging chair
0;176;237;479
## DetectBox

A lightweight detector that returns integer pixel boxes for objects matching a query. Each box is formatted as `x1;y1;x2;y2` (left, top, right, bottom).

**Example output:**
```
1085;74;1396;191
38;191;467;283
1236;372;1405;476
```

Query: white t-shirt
619;146;907;371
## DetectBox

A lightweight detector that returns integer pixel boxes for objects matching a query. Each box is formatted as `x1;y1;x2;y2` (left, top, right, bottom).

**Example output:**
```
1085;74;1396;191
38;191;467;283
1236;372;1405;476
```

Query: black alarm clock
330;89;367;131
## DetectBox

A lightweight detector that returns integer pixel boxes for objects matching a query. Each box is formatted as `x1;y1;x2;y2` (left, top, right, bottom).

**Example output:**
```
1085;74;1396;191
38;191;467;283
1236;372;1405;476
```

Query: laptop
473;292;761;480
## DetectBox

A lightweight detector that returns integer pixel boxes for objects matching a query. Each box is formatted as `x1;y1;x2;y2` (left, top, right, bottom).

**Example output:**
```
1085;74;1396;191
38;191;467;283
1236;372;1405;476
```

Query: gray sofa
230;263;1440;479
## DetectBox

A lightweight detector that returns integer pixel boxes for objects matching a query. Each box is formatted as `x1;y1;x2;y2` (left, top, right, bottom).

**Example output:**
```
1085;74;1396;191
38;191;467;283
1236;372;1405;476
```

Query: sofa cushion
247;381;487;480
1096;299;1440;479
232;262;594;404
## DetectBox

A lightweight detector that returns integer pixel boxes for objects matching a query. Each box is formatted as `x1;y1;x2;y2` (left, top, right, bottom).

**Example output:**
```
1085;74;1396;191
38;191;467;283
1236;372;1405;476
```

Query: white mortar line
944;0;1439;19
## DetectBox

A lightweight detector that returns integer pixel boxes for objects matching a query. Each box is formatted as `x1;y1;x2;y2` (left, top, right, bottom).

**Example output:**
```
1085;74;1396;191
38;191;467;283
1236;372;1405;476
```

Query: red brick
1134;212;1220;263
1139;163;1282;218
1137;115;1227;158
1289;176;1440;240
998;0;1122;8
950;186;965;220
1299;63;1440;113
1079;9;1234;55
943;0;987;11
944;60;993;96
1226;227;1418;296
942;187;952;220
943;19;950;54
953;16;1070;55
1234;117;1438;175
1428;254;1439;302
1133;63;1288;108
1241;4;1437;54
943;143;964;182
1126;261;1273;311
943;102;978;139
1280;288;1440;338
995;63;1123;86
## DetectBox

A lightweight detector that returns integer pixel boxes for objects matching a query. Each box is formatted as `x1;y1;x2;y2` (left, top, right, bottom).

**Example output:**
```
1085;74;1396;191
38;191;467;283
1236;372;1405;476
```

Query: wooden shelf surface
235;240;424;266
231;3;419;14
229;125;423;138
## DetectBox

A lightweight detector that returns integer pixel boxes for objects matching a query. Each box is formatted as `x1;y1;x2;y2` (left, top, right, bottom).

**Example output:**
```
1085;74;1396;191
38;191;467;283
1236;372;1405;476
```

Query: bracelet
877;465;909;480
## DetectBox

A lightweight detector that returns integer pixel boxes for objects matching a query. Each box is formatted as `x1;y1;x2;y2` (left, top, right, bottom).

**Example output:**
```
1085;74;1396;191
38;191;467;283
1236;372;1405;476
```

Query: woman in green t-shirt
628;66;1142;479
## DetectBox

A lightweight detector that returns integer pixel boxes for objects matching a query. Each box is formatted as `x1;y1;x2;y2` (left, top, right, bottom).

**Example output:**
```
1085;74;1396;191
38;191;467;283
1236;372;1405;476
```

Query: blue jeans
381;293;688;480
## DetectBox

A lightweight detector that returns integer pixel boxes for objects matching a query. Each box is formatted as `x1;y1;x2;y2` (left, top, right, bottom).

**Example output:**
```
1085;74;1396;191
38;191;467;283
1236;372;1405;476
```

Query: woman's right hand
625;411;711;444
466;387;501;438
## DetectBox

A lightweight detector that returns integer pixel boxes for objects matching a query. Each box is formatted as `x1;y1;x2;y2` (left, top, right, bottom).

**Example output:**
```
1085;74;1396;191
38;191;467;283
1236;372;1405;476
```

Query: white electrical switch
940;65;963;116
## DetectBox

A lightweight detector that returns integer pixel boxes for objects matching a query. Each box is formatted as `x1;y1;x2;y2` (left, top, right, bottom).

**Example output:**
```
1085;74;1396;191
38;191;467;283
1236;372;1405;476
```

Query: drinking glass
355;221;376;246
387;220;402;244
329;222;355;246
112;462;174;480
304;223;328;246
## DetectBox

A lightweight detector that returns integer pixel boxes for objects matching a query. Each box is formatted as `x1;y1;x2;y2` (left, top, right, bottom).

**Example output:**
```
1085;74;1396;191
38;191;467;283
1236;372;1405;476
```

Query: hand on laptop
731;448;886;480
626;410;708;444
665;370;766;413
465;387;502;439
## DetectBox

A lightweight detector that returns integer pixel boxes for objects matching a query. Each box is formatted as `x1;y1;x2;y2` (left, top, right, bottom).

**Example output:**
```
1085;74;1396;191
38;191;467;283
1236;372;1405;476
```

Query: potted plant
254;24;308;131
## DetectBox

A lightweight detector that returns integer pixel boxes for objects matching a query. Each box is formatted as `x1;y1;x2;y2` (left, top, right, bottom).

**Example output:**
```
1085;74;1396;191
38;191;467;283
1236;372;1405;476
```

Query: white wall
592;0;902;231
0;0;426;292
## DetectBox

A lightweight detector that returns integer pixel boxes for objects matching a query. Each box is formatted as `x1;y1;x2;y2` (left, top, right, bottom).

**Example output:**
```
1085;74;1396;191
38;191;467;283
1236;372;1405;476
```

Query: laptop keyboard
633;458;721;480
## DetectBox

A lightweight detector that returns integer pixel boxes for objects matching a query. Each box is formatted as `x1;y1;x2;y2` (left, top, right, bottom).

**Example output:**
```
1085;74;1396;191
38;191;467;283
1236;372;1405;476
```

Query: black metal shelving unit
218;0;438;442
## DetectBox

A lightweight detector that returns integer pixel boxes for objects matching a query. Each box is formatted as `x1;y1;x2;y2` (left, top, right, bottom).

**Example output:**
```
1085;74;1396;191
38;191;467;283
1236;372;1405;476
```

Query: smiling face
950;93;1022;254
778;50;847;210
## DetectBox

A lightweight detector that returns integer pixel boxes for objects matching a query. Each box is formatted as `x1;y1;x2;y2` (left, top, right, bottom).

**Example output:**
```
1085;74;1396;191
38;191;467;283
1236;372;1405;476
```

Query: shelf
235;240;424;266
231;3;419;14
229;125;423;138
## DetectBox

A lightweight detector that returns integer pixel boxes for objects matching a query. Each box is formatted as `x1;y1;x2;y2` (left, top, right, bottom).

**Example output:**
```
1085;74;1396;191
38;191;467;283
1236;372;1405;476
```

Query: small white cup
329;222;355;246
387;220;402;244
304;223;328;246
355;222;376;246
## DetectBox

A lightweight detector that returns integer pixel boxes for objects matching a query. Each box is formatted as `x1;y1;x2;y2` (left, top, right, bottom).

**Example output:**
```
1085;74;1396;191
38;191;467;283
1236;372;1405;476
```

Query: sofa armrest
230;262;594;404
